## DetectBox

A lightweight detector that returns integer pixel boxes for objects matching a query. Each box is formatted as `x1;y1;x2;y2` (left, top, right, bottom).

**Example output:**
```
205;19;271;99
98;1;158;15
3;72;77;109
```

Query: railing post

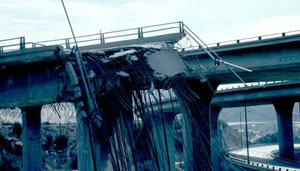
20;37;25;50
0;47;3;53
282;33;286;37
138;28;143;39
237;40;240;43
65;39;70;49
140;28;143;38
179;21;184;33
100;33;105;44
258;36;262;40
99;30;102;44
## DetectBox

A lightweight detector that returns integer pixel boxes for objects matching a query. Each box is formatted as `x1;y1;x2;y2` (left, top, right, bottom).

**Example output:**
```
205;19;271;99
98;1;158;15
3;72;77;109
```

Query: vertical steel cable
158;89;171;171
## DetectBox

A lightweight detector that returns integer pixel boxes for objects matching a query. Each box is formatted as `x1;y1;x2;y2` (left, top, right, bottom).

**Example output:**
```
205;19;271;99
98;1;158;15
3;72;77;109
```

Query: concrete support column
75;102;101;171
210;107;222;171
22;105;42;171
150;112;176;171
174;78;218;171
273;100;295;160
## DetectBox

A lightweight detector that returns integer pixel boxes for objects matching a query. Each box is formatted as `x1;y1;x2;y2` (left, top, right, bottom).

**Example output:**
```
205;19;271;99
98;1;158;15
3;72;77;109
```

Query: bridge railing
225;154;297;171
217;80;291;91
2;21;300;54
0;21;184;53
178;26;300;51
37;21;183;48
0;36;50;53
0;37;26;53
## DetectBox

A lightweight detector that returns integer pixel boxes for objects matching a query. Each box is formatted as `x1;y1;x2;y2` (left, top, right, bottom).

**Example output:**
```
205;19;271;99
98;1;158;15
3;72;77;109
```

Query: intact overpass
150;80;300;170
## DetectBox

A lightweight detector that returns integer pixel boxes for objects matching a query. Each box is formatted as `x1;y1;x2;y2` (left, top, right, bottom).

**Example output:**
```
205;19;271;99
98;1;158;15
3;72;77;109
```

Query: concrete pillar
22;106;42;171
273;100;295;160
150;112;176;171
174;78;219;171
210;107;222;171
75;102;101;171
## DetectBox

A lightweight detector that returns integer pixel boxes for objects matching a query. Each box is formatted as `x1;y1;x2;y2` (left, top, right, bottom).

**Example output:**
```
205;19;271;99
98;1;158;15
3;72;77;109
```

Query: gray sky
1;0;300;44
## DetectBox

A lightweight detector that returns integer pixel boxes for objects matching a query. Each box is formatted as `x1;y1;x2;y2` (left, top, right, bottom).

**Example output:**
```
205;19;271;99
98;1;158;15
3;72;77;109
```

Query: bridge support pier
273;100;295;160
21;105;42;171
174;78;218;171
75;102;101;171
210;107;222;171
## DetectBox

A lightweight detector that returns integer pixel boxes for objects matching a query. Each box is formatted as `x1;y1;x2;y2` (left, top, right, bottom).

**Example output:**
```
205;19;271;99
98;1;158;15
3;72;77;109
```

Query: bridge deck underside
212;82;300;108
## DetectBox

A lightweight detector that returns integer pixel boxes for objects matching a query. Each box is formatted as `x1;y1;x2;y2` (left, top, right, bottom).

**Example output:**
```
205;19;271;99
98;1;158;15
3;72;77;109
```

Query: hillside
220;103;300;123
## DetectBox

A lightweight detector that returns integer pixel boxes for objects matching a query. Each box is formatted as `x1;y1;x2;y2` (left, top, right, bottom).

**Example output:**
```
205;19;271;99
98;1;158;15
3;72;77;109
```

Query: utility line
183;24;250;86
61;1;100;170
243;92;250;164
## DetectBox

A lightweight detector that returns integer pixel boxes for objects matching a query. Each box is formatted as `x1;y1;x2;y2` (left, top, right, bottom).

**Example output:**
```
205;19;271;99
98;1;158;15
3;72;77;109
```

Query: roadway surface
228;144;300;170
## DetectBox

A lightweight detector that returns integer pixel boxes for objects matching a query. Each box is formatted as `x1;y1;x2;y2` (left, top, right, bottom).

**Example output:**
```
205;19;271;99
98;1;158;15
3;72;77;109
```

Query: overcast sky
1;0;300;44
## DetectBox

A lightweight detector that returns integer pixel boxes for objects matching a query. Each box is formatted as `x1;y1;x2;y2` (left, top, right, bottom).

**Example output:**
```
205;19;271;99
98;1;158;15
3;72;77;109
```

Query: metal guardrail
217;80;290;91
0;37;26;52
179;25;300;51
0;21;184;53
270;148;300;167
1;21;300;54
225;154;300;171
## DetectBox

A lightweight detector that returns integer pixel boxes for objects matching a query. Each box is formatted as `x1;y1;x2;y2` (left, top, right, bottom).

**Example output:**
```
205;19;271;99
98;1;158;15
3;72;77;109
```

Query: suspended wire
158;89;171;171
61;0;100;119
61;1;100;170
182;24;250;86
